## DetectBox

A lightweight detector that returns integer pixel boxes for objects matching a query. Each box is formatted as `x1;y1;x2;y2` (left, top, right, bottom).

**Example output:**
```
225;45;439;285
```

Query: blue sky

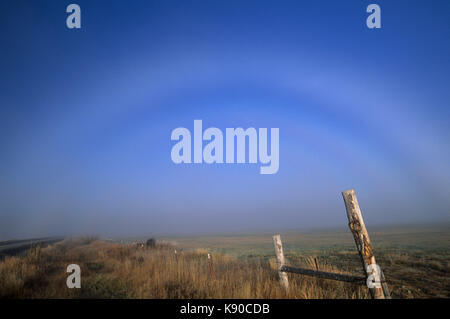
0;0;449;239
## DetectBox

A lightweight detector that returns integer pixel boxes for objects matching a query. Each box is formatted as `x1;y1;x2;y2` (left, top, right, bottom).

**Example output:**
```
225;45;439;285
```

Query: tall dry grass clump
0;239;369;299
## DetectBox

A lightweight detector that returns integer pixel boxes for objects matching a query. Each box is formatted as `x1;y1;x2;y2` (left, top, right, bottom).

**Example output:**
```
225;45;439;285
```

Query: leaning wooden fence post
273;234;289;290
342;189;391;299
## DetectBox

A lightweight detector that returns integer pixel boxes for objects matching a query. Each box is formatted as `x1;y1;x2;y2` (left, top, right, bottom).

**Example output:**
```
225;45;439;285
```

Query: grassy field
0;225;449;298
156;224;450;298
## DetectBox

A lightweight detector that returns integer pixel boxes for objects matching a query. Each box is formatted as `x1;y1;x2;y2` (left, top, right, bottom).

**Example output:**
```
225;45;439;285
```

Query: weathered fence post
342;189;391;299
207;253;213;278
273;234;289;290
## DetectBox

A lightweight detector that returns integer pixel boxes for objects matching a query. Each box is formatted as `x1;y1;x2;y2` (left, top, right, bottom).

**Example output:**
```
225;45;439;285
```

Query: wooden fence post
342;189;391;299
273;234;289;290
207;253;213;278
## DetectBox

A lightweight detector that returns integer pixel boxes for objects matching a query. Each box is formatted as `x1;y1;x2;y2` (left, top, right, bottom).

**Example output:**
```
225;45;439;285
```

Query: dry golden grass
0;238;369;299
162;226;450;298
